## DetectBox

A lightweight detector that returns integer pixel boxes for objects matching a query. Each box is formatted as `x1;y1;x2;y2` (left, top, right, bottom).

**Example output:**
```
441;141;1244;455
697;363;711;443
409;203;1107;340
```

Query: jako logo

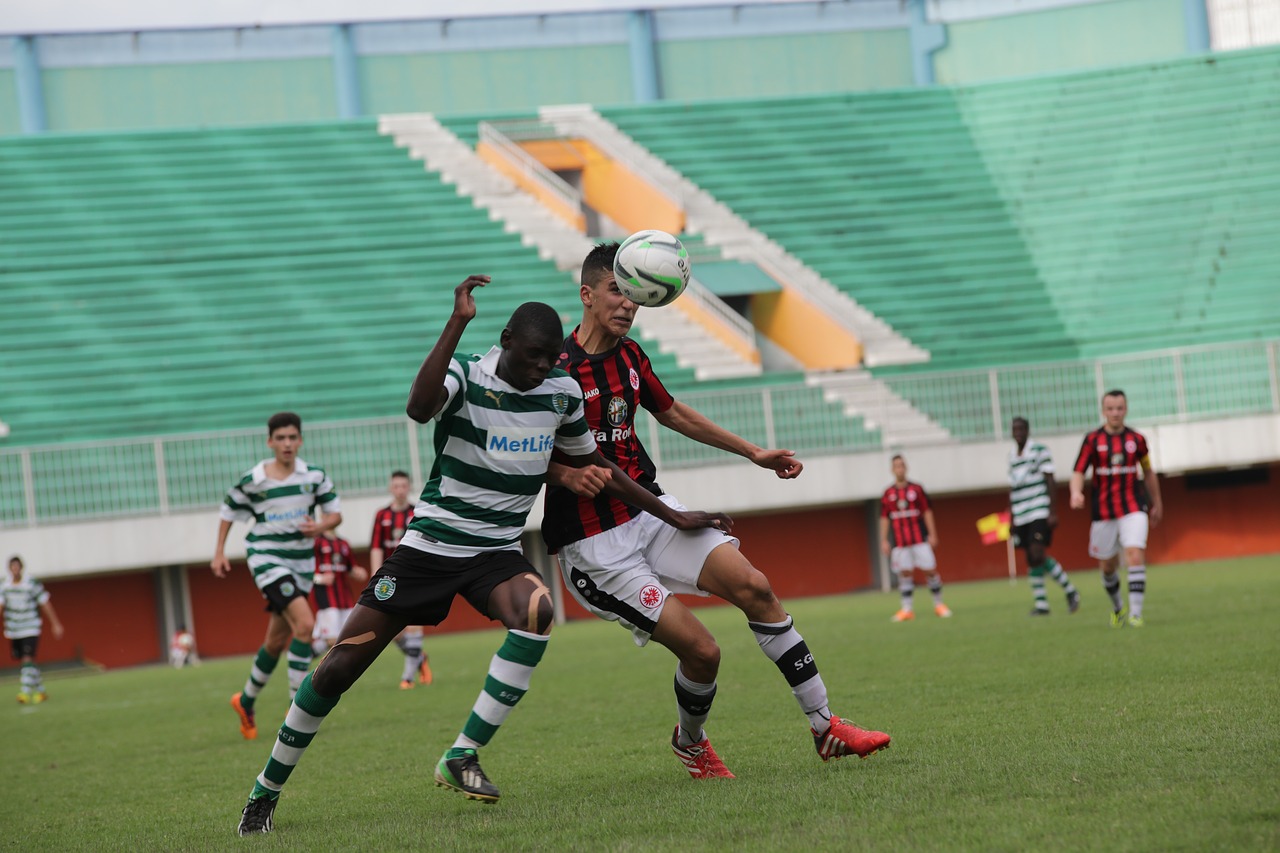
487;427;556;460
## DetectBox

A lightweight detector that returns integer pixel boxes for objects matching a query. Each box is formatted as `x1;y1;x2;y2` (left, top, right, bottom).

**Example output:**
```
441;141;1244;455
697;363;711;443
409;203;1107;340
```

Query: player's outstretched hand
671;511;734;533
1149;504;1163;527
752;448;803;479
210;554;231;578
453;275;491;321
1069;492;1085;510
297;517;321;539
561;464;612;498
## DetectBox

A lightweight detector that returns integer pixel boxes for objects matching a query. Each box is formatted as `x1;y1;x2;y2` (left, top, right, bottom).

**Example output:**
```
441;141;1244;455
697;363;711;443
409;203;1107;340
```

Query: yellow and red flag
976;511;1012;545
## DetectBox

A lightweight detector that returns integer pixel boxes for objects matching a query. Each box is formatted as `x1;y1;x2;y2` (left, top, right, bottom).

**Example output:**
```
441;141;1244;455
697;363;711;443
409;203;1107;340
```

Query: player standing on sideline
370;471;433;689
2;556;65;704
171;625;198;668
309;528;368;656
1009;418;1079;616
880;455;951;622
212;412;342;740
1070;390;1163;627
236;277;730;835
543;243;890;780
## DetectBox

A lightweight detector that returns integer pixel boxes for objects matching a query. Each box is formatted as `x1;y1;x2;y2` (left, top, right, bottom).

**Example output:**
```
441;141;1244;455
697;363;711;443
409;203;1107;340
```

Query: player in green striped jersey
212;412;343;740
3;555;65;704
237;276;729;835
1009;417;1078;616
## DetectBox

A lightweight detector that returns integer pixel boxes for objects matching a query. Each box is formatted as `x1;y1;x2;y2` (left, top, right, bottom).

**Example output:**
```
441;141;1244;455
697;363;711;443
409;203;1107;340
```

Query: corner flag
976;511;1012;545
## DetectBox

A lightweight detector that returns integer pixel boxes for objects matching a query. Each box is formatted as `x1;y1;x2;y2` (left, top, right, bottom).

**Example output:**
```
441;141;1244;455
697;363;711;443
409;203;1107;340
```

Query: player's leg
436;561;555;803
892;548;916;621
915;545;950;618
280;596;317;700
1120;512;1151;626
16;639;41;703
231;612;291;739
239;604;405;834
1025;532;1051;615
394;626;428;689
694;543;890;761
1090;521;1126;624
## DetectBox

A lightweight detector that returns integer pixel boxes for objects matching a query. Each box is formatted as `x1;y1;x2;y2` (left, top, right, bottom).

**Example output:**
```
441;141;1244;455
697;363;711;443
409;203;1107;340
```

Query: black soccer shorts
357;546;534;626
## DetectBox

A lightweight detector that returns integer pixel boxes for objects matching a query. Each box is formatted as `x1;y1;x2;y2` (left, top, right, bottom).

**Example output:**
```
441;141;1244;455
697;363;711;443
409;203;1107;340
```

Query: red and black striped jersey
880;481;931;547
541;330;675;551
1073;427;1151;521
370;505;414;557
310;535;356;610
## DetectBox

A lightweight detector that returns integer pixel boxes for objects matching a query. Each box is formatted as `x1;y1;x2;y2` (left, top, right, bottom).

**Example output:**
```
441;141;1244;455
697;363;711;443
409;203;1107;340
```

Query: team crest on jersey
1111;452;1125;466
301;483;316;494
280;581;295;597
552;391;569;415
639;584;664;609
607;396;628;427
629;368;641;391
897;499;908;510
906;489;917;500
1125;440;1137;453
374;576;397;601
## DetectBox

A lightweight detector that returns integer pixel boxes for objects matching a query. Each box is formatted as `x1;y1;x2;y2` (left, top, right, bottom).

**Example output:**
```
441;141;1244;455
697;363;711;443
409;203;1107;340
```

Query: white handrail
477;120;582;212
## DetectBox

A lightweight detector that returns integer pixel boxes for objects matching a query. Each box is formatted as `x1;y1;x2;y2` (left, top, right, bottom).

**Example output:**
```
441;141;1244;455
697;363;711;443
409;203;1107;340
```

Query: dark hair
1012;416;1029;428
506;302;564;343
890;454;905;464
7;555;21;567
267;411;302;435
581;241;620;289
390;470;411;480
1102;389;1127;403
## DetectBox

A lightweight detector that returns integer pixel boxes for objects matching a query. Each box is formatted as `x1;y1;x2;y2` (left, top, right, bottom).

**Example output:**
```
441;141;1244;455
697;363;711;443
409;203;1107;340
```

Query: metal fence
2;340;1276;529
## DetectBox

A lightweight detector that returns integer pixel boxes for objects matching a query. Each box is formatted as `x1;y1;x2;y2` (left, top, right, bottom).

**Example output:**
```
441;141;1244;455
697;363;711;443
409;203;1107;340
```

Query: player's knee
531;596;554;635
312;647;357;696
685;635;720;673
1125;547;1146;565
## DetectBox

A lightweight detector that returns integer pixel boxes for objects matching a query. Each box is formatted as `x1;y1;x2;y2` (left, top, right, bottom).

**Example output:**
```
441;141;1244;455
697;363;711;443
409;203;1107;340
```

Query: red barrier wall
26;466;1280;668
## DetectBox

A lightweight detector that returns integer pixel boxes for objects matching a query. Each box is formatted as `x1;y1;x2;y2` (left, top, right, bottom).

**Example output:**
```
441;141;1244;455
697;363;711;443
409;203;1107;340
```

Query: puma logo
484;390;505;407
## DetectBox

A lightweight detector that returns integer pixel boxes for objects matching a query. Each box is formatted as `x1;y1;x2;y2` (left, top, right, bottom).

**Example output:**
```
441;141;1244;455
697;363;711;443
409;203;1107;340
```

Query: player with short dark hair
543;243;890;780
371;470;434;688
236;276;729;835
880;455;951;622
212;412;343;740
2;555;65;704
1009;418;1078;616
1070;390;1164;627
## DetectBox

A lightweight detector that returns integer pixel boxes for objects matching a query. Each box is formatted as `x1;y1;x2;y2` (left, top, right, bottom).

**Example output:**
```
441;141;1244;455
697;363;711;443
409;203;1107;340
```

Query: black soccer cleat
1067;590;1081;614
237;795;277;836
435;748;500;803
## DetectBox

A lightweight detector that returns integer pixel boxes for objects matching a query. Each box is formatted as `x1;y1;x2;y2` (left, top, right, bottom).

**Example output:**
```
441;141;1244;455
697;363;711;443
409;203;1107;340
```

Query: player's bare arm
654;400;802;479
878;516;892;556
545;460;612;498
1142;459;1164;526
369;548;385;574
211;518;235;577
1044;473;1059;527
561;450;733;533
924;508;939;548
351;563;370;585
406;275;490;422
41;601;65;640
1069;471;1086;510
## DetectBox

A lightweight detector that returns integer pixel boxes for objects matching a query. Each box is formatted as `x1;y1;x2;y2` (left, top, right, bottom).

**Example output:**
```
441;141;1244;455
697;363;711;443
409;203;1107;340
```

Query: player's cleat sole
1067;591;1081;614
1110;607;1129;628
435;749;500;803
230;692;257;740
419;657;433;685
400;679;415;690
934;604;953;618
237;795;277;835
1127;615;1145;628
814;715;891;761
1030;608;1051;616
671;727;736;779
16;692;30;704
891;609;915;623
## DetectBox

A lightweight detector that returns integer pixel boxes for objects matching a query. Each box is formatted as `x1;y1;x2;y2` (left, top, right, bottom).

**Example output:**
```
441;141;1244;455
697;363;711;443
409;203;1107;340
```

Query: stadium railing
1;340;1276;529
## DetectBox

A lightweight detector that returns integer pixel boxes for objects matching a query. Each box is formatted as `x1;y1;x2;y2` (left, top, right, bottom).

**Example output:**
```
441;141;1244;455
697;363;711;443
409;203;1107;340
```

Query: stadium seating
600;47;1280;376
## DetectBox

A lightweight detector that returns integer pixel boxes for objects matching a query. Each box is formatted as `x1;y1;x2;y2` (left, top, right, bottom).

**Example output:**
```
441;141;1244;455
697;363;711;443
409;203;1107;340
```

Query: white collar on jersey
250;457;309;484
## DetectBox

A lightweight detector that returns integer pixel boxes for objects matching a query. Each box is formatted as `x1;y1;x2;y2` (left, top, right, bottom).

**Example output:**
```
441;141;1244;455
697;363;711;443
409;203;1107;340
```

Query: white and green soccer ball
613;230;690;308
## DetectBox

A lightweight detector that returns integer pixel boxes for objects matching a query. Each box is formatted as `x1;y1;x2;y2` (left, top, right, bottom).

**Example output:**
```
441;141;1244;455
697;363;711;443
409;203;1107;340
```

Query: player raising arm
1069;390;1163;627
236;276;730;835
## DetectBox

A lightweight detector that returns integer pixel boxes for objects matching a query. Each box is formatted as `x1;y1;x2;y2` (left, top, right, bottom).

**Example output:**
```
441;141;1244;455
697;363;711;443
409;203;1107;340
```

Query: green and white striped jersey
1009;441;1055;526
402;346;596;559
2;574;50;640
220;458;340;593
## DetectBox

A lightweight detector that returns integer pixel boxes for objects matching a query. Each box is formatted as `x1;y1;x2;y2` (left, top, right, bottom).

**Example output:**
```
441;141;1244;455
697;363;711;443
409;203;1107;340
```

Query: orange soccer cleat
891;609;915;623
934;604;953;618
230;692;257;740
418;656;434;685
814;715;891;761
671;727;735;779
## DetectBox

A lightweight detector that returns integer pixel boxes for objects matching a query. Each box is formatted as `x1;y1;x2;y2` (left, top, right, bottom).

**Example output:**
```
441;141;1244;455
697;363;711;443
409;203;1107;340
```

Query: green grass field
5;556;1278;851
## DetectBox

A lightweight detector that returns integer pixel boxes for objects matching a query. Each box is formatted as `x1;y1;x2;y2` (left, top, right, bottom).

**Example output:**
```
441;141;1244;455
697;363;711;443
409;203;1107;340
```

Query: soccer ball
613;230;690;308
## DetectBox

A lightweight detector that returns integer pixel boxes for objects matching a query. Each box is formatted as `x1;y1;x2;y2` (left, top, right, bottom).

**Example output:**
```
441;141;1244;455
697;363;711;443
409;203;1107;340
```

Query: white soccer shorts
891;543;937;572
1088;512;1149;559
558;494;738;647
313;607;353;642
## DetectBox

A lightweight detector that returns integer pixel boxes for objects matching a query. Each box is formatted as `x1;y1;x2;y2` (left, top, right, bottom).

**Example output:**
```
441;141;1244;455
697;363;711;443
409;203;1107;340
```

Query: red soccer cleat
231;692;257;740
670;727;736;779
419;656;434;685
813;715;891;761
